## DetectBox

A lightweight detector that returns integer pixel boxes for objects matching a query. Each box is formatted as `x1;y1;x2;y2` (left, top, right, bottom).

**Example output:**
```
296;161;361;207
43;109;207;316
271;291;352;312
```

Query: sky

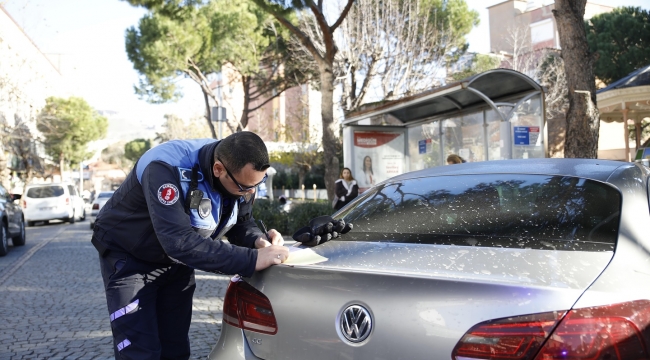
2;0;649;141
2;0;206;140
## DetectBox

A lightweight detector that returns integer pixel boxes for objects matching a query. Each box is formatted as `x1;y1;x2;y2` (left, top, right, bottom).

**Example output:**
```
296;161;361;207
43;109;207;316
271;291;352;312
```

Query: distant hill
85;110;161;162
98;109;160;143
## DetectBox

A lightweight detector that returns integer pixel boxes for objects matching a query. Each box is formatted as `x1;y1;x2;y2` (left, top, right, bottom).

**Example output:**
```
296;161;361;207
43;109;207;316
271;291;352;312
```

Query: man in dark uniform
91;132;289;360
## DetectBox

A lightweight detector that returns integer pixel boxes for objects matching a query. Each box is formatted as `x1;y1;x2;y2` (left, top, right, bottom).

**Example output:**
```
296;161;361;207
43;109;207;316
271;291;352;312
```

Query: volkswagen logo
339;305;372;343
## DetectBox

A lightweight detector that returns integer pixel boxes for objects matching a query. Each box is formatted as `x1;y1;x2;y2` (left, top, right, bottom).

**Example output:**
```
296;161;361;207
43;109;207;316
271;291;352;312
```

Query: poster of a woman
359;155;375;191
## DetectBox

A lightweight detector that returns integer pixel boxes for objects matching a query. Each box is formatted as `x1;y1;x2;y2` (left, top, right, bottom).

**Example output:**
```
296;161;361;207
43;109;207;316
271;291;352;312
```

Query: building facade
0;5;66;193
213;64;323;153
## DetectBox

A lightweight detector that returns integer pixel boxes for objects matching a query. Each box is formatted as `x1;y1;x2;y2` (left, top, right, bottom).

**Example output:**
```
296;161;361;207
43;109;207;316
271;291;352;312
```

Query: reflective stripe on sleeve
110;299;139;322
117;339;131;351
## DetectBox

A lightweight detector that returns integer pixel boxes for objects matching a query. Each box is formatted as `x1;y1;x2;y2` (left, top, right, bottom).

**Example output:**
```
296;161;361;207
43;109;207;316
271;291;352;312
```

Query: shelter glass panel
486;108;503;160
408;121;442;171
511;94;545;159
458;111;485;162
442;117;463;161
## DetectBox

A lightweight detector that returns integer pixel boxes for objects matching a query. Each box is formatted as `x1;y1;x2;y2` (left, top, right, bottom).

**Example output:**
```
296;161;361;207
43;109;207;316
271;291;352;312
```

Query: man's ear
213;162;222;177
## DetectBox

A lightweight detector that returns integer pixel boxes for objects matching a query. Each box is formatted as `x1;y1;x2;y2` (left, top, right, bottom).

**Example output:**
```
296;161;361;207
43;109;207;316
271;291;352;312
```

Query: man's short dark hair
214;132;270;172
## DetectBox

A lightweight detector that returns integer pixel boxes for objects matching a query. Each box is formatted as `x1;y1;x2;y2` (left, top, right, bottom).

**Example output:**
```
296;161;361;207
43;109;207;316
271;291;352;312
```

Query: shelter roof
343;69;542;126
597;64;650;94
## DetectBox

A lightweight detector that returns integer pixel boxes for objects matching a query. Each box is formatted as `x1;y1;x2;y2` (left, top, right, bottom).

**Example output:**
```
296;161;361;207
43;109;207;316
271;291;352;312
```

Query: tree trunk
298;166;307;190
0;149;8;191
553;0;600;159
240;76;251;131
319;63;338;202
203;91;218;139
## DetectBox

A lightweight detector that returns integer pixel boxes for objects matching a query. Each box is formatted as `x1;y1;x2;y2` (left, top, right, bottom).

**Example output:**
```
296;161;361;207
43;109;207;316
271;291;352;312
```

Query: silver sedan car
209;158;650;360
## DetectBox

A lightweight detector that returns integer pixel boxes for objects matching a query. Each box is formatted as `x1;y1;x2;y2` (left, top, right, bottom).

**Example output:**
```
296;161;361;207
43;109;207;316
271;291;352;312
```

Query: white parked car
22;183;85;226
89;191;114;229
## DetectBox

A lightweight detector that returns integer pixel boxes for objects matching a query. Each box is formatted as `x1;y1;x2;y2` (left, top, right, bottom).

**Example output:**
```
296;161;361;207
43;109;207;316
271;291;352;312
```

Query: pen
258;220;271;242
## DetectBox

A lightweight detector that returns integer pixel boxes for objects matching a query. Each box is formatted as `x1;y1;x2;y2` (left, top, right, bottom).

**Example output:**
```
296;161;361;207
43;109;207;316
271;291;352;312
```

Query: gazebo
597;65;650;161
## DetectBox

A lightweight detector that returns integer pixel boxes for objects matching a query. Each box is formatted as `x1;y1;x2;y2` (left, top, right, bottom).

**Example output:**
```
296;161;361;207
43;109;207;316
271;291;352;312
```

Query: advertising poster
354;131;404;191
513;126;540;146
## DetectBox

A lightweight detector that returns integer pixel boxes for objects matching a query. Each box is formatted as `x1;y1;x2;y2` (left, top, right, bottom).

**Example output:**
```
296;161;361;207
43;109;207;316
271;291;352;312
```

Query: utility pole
79;161;84;194
59;153;64;182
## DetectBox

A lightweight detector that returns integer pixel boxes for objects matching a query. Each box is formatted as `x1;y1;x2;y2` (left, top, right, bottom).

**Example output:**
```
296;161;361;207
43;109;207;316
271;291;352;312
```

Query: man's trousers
98;250;196;360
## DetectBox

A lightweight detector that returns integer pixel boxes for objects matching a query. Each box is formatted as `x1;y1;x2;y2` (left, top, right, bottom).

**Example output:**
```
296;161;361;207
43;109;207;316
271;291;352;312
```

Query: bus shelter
342;69;546;190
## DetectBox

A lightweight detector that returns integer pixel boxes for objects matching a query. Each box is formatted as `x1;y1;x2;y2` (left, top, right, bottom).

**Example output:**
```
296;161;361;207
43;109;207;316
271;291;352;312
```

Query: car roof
388;158;635;183
25;183;72;188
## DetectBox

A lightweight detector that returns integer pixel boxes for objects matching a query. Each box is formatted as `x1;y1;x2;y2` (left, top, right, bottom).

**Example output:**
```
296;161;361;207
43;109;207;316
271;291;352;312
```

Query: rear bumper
24;207;73;221
208;322;262;360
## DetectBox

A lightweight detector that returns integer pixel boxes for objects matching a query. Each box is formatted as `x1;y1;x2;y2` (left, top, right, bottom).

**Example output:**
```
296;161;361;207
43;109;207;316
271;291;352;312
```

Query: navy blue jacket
92;139;264;277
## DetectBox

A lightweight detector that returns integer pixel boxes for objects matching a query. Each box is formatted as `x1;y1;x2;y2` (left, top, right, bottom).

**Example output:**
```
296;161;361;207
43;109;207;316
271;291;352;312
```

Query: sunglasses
217;158;268;192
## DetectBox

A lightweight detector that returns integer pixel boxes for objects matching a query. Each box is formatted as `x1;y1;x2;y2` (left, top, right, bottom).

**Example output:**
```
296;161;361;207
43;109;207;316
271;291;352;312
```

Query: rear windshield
336;174;621;251
97;192;113;199
27;186;65;198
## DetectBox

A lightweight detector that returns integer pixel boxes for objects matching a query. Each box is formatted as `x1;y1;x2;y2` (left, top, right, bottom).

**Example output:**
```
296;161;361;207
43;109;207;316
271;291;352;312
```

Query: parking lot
0;221;229;360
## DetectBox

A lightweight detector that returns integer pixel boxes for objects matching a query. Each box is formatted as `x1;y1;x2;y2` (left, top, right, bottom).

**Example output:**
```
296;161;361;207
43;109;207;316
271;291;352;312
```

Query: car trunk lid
241;240;614;360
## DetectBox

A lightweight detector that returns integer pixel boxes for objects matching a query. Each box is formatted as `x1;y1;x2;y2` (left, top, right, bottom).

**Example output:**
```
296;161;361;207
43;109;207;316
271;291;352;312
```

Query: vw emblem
339;305;372;343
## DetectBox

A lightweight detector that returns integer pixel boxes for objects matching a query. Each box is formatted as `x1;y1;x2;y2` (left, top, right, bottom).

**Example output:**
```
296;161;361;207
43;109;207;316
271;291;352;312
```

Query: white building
0;5;67;190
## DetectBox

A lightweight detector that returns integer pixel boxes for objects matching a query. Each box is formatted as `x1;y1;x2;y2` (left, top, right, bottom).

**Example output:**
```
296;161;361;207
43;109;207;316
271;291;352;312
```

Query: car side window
68;185;76;196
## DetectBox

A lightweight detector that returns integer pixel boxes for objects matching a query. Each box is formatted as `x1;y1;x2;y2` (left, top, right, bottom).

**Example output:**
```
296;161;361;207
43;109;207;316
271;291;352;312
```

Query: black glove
292;215;353;246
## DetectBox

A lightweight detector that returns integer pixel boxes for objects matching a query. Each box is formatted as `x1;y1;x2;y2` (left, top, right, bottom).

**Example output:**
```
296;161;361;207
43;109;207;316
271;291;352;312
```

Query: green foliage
269;149;324;188
211;0;294;76
125;0;300;106
252;199;289;233
271;169;326;189
286;202;334;233
102;141;135;174
124;139;152;162
125;6;219;103
450;53;501;81
272;171;298;189
253;199;334;235
37;96;108;167
586;6;650;85
303;168;325;189
424;0;480;54
269;151;295;166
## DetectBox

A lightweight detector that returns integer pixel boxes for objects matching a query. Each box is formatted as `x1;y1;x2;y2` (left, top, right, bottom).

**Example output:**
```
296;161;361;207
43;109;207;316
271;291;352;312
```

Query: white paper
282;247;328;266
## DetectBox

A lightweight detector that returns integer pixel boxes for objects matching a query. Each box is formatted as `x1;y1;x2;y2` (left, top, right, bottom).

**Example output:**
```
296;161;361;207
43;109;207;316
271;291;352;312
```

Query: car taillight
223;276;278;335
535;300;650;360
452;311;564;360
92;203;99;210
452;300;650;360
22;200;26;208
65;197;70;205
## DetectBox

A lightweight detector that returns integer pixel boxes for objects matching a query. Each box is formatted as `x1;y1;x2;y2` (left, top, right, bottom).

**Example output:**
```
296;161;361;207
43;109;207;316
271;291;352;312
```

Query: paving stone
0;224;229;359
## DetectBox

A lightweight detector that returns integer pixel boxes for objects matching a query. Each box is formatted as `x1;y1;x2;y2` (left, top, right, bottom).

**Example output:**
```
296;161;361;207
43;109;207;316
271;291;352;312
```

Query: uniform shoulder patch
158;184;180;205
178;167;205;182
